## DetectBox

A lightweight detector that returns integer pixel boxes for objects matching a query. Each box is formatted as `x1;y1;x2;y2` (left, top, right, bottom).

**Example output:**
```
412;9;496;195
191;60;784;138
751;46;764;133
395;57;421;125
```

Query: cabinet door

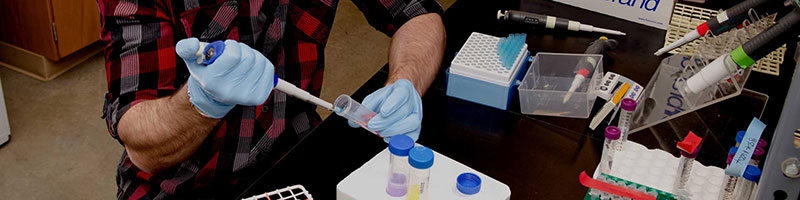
51;0;101;58
0;0;59;60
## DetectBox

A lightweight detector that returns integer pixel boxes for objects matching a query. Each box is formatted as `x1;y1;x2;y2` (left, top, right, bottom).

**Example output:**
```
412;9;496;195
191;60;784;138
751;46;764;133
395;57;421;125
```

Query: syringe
497;10;626;36
653;0;773;56
684;7;800;94
563;37;619;104
196;41;334;111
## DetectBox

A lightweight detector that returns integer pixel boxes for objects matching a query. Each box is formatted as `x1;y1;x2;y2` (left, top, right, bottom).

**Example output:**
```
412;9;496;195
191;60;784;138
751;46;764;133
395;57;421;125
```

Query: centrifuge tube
718;153;738;200
386;135;414;197
674;148;698;193
617;98;636;150
334;94;378;135
600;126;621;174
407;146;433;200
733;166;761;200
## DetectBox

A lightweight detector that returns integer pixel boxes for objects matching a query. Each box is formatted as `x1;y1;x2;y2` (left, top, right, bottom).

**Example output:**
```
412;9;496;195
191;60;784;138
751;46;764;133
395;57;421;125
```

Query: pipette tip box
446;32;530;110
518;53;603;118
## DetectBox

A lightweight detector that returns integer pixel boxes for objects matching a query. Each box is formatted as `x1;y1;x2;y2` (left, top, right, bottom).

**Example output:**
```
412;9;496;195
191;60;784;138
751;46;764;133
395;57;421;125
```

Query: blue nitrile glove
175;38;275;118
349;79;423;142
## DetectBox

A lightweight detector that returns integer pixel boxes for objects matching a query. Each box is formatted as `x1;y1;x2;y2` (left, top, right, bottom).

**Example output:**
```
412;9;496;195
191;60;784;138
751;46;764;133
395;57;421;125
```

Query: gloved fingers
207;40;243;72
347;120;360;128
367;96;413;131
376;113;421;138
377;86;410;115
361;86;392;112
175;38;201;61
240;53;274;105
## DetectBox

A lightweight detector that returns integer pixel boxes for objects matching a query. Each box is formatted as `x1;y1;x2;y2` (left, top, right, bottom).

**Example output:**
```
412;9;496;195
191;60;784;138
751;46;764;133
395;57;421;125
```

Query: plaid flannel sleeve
99;0;183;143
350;0;444;36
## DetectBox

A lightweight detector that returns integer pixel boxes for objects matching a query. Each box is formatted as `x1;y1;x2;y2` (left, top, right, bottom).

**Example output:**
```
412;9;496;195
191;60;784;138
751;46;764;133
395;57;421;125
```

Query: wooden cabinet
0;0;102;81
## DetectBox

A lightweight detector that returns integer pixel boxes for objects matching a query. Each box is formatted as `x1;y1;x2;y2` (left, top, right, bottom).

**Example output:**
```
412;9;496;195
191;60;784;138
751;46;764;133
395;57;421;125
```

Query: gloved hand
349;79;422;142
175;38;275;118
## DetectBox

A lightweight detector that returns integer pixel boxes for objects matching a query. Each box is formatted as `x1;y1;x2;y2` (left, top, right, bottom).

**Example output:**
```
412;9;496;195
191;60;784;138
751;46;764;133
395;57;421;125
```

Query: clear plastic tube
733;177;754;200
719;153;738;200
386;135;413;197
617;98;636;150
600;126;620;174
674;155;694;192
407;147;433;200
334;95;378;135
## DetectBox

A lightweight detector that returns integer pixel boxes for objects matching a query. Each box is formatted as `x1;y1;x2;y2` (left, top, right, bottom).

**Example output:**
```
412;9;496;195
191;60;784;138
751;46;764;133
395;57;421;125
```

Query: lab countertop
234;0;797;199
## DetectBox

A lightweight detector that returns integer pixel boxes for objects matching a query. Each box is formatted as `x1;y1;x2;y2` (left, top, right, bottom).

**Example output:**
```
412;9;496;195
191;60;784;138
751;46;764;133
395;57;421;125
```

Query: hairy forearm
387;13;446;96
117;84;219;174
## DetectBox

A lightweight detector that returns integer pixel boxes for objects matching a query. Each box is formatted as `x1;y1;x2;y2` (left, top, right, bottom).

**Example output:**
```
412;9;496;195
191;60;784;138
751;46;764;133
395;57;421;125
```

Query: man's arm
117;84;218;174
386;13;446;95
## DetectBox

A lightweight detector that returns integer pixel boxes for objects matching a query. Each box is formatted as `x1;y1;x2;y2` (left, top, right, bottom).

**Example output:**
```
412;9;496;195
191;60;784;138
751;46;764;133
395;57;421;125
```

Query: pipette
684;7;800;93
589;82;630;130
653;0;773;56
563;37;618;103
196;41;334;111
497;10;626;36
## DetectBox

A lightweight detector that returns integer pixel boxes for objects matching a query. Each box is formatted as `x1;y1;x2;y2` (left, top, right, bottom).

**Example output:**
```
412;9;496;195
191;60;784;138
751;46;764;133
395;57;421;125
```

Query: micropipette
196;41;334;111
564;37;618;104
653;0;773;56
589;82;630;130
497;10;626;36
684;7;800;93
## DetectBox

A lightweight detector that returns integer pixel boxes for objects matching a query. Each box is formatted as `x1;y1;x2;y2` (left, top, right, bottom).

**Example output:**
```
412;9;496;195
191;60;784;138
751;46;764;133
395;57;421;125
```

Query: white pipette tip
593;27;626;36
654;30;701;56
562;74;586;104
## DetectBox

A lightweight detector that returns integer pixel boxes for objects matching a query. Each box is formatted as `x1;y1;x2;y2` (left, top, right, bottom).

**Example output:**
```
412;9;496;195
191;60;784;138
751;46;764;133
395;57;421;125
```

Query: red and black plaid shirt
98;0;442;199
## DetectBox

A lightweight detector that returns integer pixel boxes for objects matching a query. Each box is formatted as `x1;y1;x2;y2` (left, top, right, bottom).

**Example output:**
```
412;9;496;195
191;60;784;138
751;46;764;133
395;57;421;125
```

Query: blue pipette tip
332;107;342;113
497;33;527;70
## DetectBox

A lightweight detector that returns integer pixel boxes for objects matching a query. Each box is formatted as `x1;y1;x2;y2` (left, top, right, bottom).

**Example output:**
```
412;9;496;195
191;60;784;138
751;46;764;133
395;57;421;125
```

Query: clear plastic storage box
518;53;603;118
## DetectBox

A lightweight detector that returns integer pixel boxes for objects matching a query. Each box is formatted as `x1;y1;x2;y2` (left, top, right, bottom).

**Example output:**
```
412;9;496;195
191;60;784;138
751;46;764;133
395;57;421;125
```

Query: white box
554;0;675;30
336;147;511;200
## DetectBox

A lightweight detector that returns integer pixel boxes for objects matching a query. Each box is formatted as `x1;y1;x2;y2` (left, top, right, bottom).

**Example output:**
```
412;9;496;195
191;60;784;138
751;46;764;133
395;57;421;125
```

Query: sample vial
334;94;378;135
733;166;761;200
674;148;698;193
600;126;621;174
386;135;415;197
617;98;636;150
407;146;434;200
718;153;738;200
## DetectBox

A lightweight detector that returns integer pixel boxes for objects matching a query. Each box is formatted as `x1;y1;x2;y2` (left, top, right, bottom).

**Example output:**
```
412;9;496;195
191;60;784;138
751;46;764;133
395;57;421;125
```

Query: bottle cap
736;131;746;143
727;153;735;165
680;147;700;158
456;173;482;195
757;139;767;148
620;98;637;111
743;166;762;182
729;147;739;155
388;135;414;156
677;131;702;156
752;147;765;160
605;126;620;140
408;146;434;169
